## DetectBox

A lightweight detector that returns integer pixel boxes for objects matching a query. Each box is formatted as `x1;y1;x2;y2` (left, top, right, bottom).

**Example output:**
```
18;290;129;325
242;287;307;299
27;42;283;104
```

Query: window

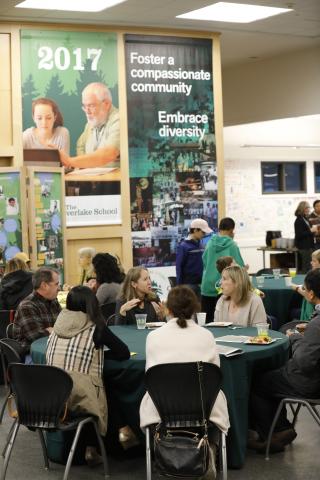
261;162;306;194
314;163;320;193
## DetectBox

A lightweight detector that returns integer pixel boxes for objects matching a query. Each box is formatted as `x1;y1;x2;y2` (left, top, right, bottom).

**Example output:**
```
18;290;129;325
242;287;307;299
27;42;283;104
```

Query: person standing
201;217;245;322
176;219;212;298
294;201;317;273
308;199;320;249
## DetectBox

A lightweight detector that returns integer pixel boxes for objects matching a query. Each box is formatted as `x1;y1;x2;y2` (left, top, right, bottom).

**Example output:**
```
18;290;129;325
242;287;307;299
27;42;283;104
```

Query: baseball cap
14;252;30;263
190;219;212;234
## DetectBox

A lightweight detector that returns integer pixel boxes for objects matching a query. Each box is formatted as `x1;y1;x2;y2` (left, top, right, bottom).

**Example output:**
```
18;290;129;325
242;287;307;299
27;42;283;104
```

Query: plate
146;322;166;329
245;337;277;345
206;322;233;327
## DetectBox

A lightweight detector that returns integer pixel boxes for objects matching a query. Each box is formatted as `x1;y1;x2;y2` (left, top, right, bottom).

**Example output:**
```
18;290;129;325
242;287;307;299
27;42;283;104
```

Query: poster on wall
0;171;24;268
29;169;65;283
125;35;217;268
20;29;121;227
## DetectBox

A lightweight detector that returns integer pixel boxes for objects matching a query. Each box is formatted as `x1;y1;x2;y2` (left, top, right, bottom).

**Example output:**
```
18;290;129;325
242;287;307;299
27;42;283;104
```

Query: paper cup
196;312;206;326
284;277;292;286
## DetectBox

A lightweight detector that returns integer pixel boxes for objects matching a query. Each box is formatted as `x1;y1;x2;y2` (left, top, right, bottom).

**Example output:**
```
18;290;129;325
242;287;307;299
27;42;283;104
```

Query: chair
5;323;14;340
144;362;227;480
265;395;320;460
100;303;116;322
168;276;177;288
1;363;109;480
0;339;25;424
106;314;116;326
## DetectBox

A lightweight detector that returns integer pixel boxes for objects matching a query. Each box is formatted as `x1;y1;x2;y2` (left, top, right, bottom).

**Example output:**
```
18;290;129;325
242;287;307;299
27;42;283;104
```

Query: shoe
272;428;297;446
119;431;140;450
85;447;103;468
247;437;284;454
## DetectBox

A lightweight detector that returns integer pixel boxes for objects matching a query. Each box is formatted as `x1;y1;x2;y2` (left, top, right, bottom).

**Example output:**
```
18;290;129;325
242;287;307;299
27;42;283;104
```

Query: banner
125;35;217;268
20;29;121;227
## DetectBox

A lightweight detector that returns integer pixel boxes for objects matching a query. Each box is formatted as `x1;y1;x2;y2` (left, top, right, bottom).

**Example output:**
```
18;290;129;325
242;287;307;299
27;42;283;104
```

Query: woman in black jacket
294;201;317;273
0;258;33;310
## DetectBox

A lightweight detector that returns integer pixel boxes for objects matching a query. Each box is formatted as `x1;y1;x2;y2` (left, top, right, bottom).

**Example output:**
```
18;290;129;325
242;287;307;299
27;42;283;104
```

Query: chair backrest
168;276;177;288
6;323;14;339
145;362;222;428
8;363;73;429
0;338;25;364
100;302;116;321
256;268;273;276
0;310;15;339
106;313;116;326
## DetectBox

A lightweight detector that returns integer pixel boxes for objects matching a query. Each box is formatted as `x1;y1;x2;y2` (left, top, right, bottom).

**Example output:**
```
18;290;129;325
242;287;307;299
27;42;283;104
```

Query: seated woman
92;252;125;305
140;285;229;469
214;265;267;326
249;268;320;453
0;257;33;310
46;286;131;465
115;267;164;325
78;247;96;285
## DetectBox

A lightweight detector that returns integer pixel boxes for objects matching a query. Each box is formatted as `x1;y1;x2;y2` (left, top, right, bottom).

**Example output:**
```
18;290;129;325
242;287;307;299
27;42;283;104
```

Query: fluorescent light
15;0;126;13
177;2;293;23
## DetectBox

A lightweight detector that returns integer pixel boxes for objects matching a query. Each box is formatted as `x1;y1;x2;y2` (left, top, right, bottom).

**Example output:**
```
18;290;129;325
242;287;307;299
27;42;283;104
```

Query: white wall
223;114;320;272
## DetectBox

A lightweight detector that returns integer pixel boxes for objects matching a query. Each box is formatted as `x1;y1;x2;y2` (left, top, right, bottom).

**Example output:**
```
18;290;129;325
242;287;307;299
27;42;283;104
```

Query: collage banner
125;35;218;268
20;29;121;227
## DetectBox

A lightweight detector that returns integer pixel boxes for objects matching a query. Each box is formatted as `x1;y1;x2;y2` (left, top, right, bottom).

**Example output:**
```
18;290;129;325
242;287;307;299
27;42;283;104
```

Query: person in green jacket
201;217;246;322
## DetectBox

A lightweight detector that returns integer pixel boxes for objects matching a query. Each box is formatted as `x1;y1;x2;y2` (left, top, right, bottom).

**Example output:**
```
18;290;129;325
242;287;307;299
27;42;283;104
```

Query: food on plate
248;335;273;344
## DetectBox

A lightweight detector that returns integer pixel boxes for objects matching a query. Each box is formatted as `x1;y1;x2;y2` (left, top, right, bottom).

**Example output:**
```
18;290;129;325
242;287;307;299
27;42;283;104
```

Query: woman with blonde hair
294;201;317;273
115;267;163;325
214;265;267;326
23;97;70;154
0;257;33;309
78;247;96;285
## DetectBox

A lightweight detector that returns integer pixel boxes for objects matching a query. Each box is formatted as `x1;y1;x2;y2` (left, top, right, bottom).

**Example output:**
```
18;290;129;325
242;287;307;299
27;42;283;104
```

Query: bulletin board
0;168;28;268
27;166;67;284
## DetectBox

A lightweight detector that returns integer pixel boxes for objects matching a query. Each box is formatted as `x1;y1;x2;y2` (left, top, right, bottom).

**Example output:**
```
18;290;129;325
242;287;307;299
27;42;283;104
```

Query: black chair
0;339;25;424
100;303;116;322
5;323;14;340
1;363;109;480
168;276;177;288
265;395;320;460
144;362;227;480
106;314;116;326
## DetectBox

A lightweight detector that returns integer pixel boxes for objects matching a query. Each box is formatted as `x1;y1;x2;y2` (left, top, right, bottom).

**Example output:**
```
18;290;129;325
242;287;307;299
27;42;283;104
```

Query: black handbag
153;362;210;478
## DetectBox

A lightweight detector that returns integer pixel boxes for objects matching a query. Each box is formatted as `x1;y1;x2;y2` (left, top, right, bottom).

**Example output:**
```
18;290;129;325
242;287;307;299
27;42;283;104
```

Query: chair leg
0;352;7;390
0;392;10;425
92;420;110;479
291;403;302;427
146;427;152;480
220;432;227;480
0;421;20;480
265;399;286;460
2;418;17;458
37;429;49;470
63;422;84;480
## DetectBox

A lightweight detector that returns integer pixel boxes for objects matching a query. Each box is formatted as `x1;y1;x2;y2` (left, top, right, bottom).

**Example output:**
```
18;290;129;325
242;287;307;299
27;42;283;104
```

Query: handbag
153;362;210;477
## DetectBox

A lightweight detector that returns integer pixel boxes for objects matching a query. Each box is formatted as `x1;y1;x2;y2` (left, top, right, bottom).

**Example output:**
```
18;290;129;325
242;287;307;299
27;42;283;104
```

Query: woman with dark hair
115;267;164;325
23;97;70;154
249;268;320;454
294;201;317;273
46;285;130;465
92;252;125;305
140;285;229;468
0;257;33;310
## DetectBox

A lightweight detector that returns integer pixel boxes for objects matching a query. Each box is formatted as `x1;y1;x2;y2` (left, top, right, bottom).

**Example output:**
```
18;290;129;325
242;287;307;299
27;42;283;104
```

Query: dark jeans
201;295;219;323
250;368;299;440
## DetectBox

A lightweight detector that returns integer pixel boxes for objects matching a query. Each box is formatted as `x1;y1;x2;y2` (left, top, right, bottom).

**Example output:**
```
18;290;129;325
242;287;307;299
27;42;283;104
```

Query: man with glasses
14;267;61;354
59;82;120;169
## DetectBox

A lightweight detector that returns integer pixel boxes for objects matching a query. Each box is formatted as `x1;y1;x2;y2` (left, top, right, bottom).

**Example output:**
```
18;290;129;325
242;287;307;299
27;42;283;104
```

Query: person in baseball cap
176;218;212;299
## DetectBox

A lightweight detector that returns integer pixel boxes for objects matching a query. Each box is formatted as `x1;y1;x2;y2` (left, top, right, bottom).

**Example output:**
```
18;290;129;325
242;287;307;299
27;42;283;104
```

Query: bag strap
197;362;208;434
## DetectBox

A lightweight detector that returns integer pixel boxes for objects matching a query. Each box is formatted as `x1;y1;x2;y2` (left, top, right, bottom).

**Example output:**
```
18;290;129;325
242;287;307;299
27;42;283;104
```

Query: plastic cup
284;277;292;287
256;323;270;337
289;268;296;278
196;312;206;326
135;314;147;330
256;276;265;288
273;269;281;279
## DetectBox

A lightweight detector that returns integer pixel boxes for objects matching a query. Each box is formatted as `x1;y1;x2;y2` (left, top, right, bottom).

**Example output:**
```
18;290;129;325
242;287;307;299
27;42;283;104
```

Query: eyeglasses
81;101;103;112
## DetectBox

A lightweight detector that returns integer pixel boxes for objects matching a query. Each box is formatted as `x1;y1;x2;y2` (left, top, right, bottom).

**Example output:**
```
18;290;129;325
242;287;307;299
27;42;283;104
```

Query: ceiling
0;0;320;66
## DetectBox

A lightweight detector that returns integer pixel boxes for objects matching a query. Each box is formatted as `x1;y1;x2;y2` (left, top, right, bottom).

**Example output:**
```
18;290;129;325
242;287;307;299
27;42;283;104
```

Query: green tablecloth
31;325;289;469
252;275;304;326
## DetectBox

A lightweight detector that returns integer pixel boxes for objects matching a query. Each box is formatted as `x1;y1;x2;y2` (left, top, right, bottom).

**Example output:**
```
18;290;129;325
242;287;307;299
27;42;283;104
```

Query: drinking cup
289;268;296;278
135;314;147;329
284;277;292;287
196;312;206;326
273;269;281;279
256;323;270;337
256;276;265;288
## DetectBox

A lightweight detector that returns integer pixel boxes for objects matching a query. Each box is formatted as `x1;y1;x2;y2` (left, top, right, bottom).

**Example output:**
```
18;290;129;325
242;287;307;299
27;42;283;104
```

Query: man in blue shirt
176;219;212;298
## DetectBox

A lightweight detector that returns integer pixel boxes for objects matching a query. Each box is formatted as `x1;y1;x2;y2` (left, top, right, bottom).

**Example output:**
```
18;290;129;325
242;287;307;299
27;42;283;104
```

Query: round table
252;275;304;326
31;325;289;469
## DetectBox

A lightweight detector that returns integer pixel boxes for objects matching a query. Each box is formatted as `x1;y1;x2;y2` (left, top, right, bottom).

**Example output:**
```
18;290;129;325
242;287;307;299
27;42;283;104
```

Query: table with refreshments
252;269;304;326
